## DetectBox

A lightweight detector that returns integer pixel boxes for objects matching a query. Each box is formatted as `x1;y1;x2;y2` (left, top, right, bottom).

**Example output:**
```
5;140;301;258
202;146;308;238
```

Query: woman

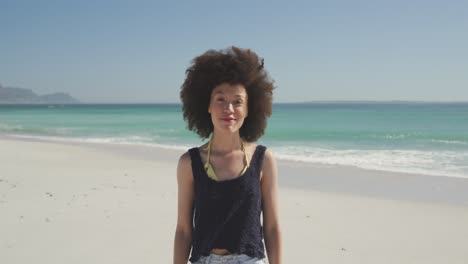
173;46;282;264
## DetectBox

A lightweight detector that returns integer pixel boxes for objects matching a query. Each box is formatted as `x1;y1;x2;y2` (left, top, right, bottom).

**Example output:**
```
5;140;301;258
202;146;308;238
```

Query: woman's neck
209;131;243;154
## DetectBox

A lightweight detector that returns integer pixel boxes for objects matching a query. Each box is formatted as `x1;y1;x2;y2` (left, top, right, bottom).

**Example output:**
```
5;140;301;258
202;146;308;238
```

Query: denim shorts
192;253;267;264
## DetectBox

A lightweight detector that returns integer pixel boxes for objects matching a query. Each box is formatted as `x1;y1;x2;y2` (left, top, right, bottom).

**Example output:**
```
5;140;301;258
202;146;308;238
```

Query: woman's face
208;83;248;134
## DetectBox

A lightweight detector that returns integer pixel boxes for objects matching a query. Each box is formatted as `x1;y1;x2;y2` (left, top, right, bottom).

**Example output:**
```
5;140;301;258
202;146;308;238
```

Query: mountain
0;84;80;104
39;92;80;104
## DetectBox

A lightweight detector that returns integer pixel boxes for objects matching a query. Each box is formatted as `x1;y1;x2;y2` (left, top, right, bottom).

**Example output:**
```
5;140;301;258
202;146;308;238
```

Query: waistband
197;253;264;263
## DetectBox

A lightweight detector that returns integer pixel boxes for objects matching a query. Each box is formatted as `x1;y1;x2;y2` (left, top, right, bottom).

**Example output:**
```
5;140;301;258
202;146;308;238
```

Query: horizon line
2;100;468;105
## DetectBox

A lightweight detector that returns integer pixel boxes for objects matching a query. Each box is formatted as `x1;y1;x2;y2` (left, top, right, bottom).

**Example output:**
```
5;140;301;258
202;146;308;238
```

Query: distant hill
0;84;80;104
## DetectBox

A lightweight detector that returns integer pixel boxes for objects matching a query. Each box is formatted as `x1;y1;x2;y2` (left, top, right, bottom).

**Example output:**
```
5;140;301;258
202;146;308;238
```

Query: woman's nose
223;102;234;112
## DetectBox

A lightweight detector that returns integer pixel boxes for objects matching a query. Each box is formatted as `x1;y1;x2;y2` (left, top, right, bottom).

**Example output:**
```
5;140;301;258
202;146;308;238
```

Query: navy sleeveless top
188;145;267;262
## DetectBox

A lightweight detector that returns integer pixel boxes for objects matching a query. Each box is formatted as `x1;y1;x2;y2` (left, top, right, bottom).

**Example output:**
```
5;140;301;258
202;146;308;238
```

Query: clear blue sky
1;0;467;103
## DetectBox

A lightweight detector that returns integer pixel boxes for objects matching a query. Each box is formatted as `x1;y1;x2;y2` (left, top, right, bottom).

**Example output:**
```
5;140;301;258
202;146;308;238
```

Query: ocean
1;103;467;178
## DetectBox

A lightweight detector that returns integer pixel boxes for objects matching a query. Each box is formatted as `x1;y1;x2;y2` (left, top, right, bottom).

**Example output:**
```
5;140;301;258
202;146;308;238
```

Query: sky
1;0;467;103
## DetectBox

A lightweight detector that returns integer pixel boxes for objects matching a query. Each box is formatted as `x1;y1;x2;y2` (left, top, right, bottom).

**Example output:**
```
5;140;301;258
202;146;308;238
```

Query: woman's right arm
173;152;195;264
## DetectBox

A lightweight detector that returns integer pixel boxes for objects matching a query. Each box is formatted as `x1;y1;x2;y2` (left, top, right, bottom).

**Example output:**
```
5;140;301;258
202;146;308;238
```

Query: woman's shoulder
177;151;191;168
179;145;202;160
177;151;194;182
248;143;276;165
178;146;201;168
258;146;277;184
258;145;275;167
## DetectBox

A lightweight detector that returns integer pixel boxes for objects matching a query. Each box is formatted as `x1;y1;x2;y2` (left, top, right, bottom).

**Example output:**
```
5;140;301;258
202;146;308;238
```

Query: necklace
203;136;250;181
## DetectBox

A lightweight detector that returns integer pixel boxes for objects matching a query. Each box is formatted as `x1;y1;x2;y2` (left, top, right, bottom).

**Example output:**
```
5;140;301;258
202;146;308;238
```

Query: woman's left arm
261;149;282;264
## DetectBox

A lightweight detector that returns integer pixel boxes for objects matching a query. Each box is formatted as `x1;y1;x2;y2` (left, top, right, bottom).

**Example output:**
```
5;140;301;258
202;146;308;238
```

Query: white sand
1;137;468;263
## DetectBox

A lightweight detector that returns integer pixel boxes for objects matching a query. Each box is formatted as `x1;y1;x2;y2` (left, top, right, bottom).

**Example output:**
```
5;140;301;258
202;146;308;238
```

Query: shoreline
3;133;467;178
3;134;468;207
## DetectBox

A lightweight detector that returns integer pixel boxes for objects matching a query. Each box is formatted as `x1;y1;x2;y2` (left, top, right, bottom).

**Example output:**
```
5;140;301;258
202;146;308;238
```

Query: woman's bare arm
173;152;195;264
261;149;282;264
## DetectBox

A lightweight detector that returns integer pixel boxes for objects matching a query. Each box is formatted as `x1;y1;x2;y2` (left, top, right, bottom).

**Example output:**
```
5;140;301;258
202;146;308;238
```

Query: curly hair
180;46;274;142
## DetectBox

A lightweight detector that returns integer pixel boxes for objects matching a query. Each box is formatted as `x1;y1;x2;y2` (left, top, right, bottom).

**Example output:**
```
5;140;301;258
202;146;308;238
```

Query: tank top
188;145;267;262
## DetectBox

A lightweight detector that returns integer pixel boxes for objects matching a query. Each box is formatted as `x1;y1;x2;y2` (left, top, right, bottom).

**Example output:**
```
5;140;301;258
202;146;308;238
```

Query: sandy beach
1;136;468;263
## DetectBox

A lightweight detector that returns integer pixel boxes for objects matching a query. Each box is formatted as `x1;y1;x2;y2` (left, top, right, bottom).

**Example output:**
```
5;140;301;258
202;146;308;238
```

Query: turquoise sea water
1;103;467;178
